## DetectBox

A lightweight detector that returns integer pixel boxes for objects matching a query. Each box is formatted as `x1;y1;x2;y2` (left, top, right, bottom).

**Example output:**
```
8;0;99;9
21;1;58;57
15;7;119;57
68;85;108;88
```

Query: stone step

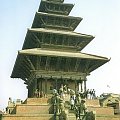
96;115;120;120
24;98;51;105
15;104;53;114
68;116;76;120
86;99;100;107
2;114;54;120
2;111;120;120
87;106;114;115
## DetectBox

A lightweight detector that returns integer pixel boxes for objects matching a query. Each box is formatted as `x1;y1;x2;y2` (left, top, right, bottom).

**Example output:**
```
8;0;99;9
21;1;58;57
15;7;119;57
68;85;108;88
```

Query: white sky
0;0;120;110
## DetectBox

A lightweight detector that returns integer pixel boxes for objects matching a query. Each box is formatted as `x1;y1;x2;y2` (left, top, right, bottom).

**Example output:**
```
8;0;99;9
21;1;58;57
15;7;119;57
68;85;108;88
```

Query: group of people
76;89;96;100
34;89;46;98
52;91;68;120
34;85;96;119
69;92;88;120
85;89;96;99
52;85;89;120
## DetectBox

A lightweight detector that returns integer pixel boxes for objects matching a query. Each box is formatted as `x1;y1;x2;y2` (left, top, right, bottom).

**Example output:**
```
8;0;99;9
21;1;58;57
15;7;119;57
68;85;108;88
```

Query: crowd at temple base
33;84;96;120
2;84;120;120
34;84;96;100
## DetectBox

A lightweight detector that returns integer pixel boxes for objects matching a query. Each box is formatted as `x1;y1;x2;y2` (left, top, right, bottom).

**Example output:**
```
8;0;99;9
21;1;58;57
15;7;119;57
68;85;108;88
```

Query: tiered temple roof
39;0;73;15
11;0;109;84
22;28;94;50
32;12;82;30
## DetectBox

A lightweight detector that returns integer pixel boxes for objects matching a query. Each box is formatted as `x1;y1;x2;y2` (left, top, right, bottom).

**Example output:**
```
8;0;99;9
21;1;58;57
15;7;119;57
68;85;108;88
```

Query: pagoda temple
3;0;120;120
11;0;109;98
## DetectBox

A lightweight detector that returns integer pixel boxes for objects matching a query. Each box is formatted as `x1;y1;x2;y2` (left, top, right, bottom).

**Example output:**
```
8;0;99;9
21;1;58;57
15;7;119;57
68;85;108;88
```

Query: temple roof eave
32;12;82;31
11;48;110;80
22;28;94;50
28;28;94;38
36;12;83;20
39;0;74;15
41;0;64;4
18;48;109;61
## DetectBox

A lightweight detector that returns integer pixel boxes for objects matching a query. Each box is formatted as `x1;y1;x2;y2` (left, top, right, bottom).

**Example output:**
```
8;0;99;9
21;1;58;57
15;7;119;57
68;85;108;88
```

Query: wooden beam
88;61;102;72
32;70;86;80
21;65;31;76
41;33;45;43
55;57;61;71
40;16;46;25
44;4;48;12
49;33;53;45
36;56;39;70
84;59;91;73
23;57;33;70
25;56;35;70
15;56;31;78
27;72;36;85
65;58;71;72
74;58;81;72
45;56;51;70
32;33;41;47
16;67;29;79
62;35;66;45
20;59;31;75
27;33;37;48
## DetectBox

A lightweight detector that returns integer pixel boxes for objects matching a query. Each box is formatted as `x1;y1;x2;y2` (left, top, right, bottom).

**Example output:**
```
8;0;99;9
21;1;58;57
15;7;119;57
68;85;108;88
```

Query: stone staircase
1;98;120;120
86;99;120;120
2;98;54;120
2;114;54;120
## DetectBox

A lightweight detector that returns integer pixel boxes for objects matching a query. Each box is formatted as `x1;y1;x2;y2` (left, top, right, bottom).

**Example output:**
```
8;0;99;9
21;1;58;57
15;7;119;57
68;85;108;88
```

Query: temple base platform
1;97;120;120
